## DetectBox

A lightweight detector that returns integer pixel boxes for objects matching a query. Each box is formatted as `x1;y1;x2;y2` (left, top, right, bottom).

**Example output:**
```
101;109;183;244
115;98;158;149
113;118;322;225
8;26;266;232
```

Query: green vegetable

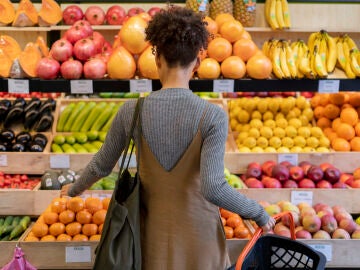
19;216;31;230
51;143;64;153
57;103;75;132
9;224;25;240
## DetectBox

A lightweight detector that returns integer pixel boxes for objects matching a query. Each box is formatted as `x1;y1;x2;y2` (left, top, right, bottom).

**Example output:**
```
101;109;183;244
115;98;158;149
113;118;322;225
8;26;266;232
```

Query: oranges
233;39;258;62
207;37;232;62
220;209;251;239
30;196;109;241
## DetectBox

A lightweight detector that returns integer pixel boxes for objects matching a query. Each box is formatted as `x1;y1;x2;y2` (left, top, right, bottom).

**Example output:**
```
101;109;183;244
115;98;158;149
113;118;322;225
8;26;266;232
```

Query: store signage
65;246;91;263
278;154;298;165
213;80;234;93
0;155;7;166
70;80;93;94
291;190;313;205
130;79;152;92
318;80;339;93
308;244;332;261
8;79;29;94
50;155;70;169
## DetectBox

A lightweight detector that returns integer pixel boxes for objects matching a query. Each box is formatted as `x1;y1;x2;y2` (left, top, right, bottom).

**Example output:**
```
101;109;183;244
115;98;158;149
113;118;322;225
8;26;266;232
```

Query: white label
65;246;91;263
130;79;152;93
278;154;298;166
70;80;93;94
213;80;234;93
318;80;339;93
50;155;70;169
0;155;7;166
8;79;29;94
45;178;52;187
291;191;313;206
308;244;332;261
98;193;113;199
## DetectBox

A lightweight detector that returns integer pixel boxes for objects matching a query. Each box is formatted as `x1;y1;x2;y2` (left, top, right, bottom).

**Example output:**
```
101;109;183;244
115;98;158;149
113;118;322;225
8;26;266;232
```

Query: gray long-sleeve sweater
68;88;269;226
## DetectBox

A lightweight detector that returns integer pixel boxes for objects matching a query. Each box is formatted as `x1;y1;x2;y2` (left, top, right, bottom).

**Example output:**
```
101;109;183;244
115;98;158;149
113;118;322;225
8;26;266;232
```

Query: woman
61;6;275;270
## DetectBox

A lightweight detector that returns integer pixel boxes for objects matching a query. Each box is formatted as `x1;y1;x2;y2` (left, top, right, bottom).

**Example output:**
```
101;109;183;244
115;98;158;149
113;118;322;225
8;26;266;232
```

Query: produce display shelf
2;78;360;93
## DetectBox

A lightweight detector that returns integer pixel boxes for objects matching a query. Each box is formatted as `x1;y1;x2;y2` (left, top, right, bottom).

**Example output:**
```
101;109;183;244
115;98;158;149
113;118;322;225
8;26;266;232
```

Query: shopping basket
231;211;327;270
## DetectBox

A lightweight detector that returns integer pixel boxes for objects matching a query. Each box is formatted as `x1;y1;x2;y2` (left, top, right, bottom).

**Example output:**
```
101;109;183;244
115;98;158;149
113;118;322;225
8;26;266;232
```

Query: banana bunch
335;34;360;78
264;0;291;30
290;39;314;79
307;30;337;77
262;39;297;79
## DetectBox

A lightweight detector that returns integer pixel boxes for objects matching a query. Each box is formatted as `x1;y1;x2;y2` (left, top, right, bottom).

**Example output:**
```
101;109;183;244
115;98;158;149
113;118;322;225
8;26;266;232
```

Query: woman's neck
160;69;191;90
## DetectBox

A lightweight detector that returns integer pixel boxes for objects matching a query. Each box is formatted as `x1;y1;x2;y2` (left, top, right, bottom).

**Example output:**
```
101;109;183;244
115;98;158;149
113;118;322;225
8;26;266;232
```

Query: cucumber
86;130;99;141
73;132;88;144
3;216;13;226
71;101;97;132
53;134;66;145
91;141;103;150
82;143;98;153
0;218;4;226
100;103;122;132
73;143;88;153
19;216;31;230
80;102;107;132
57;103;75;132
9;224;25;240
1;234;10;241
65;135;76;145
90;102;116;131
51;143;64;153
63;101;86;132
62;143;77;154
0;225;15;237
11;216;21;226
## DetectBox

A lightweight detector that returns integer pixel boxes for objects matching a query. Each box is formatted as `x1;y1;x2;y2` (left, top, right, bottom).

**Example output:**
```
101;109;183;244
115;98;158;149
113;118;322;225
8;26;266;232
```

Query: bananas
335;34;360;78
265;0;291;30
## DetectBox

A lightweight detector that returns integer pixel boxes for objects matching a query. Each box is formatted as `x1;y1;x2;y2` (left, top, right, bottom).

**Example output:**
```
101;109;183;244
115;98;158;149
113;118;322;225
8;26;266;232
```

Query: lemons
316;147;330;153
291;146;303;153
257;137;269;148
302;146;316;153
237;132;249;143
306;136;320;148
249;119;263;129
295;96;308;109
238;146;251;152
282;137;294;148
237;109;250;123
302;108;314;121
298;126;311;138
264;119;276;129
319;136;330;147
248;128;260;138
263;111;274;121
273;127;286;138
277;147;290;153
268;98;281;113
311;126;324;138
243;137;257;148
251;147;264;153
251;110;262;120
257;99;268;113
293;136;307;147
260;126;273;139
288;118;302;129
285;126;298;138
275;118;288;129
241;124;251;132
269;136;282;148
264;146;277;153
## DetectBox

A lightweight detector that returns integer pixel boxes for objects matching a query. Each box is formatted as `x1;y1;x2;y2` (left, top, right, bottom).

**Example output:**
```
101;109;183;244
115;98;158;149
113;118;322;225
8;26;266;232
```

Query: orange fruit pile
312;93;360;151
220;208;251;239
25;197;110;242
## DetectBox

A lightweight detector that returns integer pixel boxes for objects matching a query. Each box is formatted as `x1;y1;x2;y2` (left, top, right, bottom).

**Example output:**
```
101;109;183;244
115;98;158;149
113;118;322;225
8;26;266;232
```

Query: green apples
228;174;243;189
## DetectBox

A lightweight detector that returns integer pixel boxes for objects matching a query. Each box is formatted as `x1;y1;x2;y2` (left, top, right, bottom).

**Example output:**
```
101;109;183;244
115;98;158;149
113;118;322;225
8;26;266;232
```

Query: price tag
278;154;298;166
318;80;339;93
0;155;7;166
213;80;234;93
98;193;113;199
8;79;29;94
308;244;332;261
70;80;93;94
50;155;70;169
291;191;313;206
65;246;91;263
130;79;152;93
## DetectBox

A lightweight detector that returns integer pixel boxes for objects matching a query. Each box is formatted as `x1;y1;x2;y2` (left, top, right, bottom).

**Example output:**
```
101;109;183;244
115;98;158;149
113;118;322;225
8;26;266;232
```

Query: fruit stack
311;92;360;151
261;200;360;240
229;96;330;153
25;196;109;241
220;208;252;239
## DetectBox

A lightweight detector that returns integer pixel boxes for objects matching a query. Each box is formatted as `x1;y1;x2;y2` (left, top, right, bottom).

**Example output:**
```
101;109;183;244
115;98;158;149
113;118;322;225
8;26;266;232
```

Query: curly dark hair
145;5;209;68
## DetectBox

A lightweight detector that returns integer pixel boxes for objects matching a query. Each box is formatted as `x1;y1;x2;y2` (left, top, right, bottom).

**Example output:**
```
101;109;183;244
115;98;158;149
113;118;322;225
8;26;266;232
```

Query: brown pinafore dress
138;108;231;270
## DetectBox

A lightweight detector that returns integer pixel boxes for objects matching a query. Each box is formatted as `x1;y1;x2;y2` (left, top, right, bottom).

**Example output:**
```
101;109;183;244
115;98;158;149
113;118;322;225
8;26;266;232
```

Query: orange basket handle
234;211;296;270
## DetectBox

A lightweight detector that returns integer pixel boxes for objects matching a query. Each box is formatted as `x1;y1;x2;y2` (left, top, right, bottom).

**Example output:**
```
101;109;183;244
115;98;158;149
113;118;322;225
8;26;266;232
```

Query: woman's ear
192;57;201;72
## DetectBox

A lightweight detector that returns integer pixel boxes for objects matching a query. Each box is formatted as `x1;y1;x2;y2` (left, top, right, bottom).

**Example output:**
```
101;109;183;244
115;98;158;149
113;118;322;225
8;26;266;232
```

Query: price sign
278;154;298;166
50;155;70;169
8;79;29;94
291;191;313;206
213;80;234;93
65;246;91;263
318;80;339;93
0;155;7;166
308;244;332;261
130;79;152;93
70;80;93;94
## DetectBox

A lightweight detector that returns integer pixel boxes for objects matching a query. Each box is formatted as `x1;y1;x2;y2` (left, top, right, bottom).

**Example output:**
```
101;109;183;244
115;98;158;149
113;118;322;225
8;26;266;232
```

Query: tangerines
207;37;232;62
102;197;111;210
72;234;89;241
310;95;321;108
219;20;244;43
355;123;360;136
332;118;342;131
226;214;243;228
215;13;235;29
317;117;331;130
349;94;360;107
89;234;101;241
221;217;226;226
220;56;246;79
42;212;59;225
59;210;75;224
234;225;250;239
92;209;107;225
313;106;324;119
76;210;92;224
51;197;67;213
65;222;82;236
220;208;234;219
25;236;39;242
336;123;355;140
318;94;330;106
32;222;49;238
239;30;252;40
340;107;359;126
197;58;221;79
66;197;85;213
328;93;346;106
82;224;99;236
41;235;56;242
57;233;72;241
332;137;351;151
350;137;360;151
323;104;340;120
85;197;103;214
203;16;218;36
224;226;234;239
233;38;258;62
49;222;66;237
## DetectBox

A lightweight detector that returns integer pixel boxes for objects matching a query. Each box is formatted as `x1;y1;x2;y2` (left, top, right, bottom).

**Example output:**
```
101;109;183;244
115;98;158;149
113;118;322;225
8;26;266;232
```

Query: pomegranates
83;58;106;79
147;7;162;17
74;38;96;62
50;39;73;62
85;6;106;25
91;31;105;54
127;7;145;17
102;41;113;54
106;5;126;25
60;59;83;79
36;58;60;80
62;5;84;25
73;20;93;37
65;25;90;44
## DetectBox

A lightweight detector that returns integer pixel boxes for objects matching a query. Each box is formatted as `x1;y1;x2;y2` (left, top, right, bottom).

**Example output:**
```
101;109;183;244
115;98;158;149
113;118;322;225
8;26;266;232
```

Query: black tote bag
93;98;144;270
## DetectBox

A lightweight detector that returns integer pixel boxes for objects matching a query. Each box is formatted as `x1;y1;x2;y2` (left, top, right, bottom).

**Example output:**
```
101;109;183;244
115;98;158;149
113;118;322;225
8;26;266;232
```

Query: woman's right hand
260;216;276;233
60;184;73;198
